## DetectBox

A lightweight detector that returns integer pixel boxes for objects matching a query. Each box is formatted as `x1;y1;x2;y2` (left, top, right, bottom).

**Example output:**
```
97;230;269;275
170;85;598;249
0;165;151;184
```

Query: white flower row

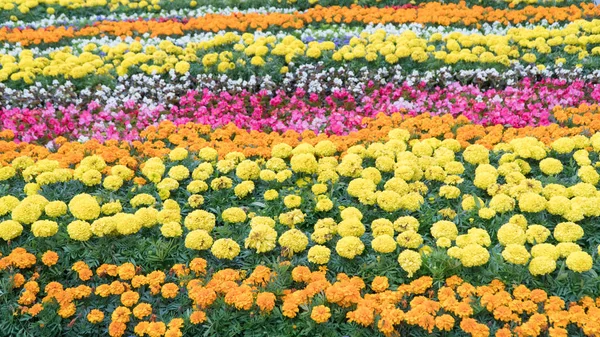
3;6;303;29
1;63;596;109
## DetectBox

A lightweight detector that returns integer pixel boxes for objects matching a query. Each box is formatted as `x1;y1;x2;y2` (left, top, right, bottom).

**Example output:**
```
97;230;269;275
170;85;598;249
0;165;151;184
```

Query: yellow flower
160;222;183;238
336;236;365;259
174;61;190;74
371;235;397;253
184;230;213;250
245;224;277;253
566;251;593;273
222;207;247;223
31;220;59;238
529;256;556;276
0;220;23;241
69;194;101;221
279;229;308;254
502;244;530;265
307;245;331;264
211;238;241;260
67;220;93;241
397;250;421;277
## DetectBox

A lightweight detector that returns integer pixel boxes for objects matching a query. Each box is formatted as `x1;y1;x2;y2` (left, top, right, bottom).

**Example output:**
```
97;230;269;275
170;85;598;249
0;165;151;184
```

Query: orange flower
311;305;331;324
161;283;180;299
371;276;389;293
435;314;455;331
41;251;58;267
256;292;276;313
189;258;207;275
190;310;207;324
346;305;374;327
132;303;152;319
120;291;140;307
117;263;136;280
111;306;131;324
108;321;127;337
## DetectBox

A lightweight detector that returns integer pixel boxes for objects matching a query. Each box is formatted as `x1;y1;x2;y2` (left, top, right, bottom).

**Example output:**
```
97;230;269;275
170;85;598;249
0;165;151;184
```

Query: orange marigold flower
495;327;512;337
120;291;140;307
371;276;389;293
291;266;311;283
189;258;207;275
146;322;167;337
168;318;184;330
256;292;276;313
12;273;26;288
117;263;136;280
41;251;59;267
111;306;131;324
134;322;150;336
190;310;207;325
58;302;76;318
28;303;43;317
435;314;455;331
132;303;152;319
161;283;179;299
311;305;331;324
108;321;127;337
87;309;105;324
346;305;374;327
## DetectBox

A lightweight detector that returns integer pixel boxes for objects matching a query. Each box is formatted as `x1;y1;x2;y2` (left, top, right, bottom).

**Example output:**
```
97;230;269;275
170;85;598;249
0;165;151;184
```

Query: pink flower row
3;78;599;143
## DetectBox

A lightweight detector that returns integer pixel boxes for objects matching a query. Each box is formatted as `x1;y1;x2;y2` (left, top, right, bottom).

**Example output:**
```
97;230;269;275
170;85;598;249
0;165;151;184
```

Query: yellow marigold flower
566;251;593;273
371;235;397;253
222;207;247;223
278;229;308;254
31;220;58;238
518;192;546;213
67;220;92;241
376;190;402;212
264;189;279;200
557;242;582;258
307;245;331;264
525;225;550;244
463;145;489;165
103;175;124;191
336;236;365;259
290;153;318;174
497;223;527;246
531;243;560;261
69;194;101;221
283;195;302;208
529;256;556;276
44;201;67;218
398;249;422;277
184;210;215;231
539;158;563;175
0;220;23;241
553;222;584;242
459;244;489;267
211;238;241;260
245;224;277;253
502;244;530;265
396;230;423;249
160;222;183;238
337;218;365;237
430;221;458;240
185;230;213;250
